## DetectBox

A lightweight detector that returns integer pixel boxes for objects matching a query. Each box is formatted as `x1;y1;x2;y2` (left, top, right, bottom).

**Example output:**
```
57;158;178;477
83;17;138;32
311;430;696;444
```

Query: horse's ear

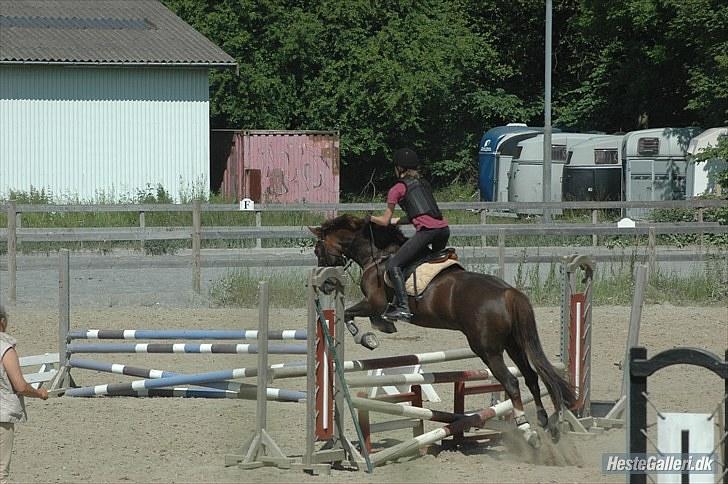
308;226;322;238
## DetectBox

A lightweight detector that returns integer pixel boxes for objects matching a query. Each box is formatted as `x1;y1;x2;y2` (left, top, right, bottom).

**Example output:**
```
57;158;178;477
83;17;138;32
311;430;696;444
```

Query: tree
163;0;527;191
555;0;728;132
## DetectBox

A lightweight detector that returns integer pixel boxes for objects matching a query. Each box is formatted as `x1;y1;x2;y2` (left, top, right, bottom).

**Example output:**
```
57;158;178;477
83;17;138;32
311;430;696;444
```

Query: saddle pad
386;259;464;297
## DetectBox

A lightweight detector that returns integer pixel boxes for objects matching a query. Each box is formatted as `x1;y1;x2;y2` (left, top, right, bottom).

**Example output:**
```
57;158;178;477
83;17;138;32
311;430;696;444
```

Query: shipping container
215;130;340;204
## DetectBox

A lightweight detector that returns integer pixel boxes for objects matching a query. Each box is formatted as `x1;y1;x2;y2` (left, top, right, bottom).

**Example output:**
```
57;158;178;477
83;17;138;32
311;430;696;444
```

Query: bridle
314;237;353;272
314;221;383;284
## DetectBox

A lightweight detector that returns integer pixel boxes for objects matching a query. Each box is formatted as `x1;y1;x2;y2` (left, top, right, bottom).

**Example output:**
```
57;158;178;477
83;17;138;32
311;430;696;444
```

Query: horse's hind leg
505;340;548;429
479;350;541;448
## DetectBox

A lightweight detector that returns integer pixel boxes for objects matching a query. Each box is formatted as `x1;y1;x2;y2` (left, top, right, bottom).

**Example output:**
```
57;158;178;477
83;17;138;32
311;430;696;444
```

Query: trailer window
637;137;660;155
594;149;618;165
552;145;567;161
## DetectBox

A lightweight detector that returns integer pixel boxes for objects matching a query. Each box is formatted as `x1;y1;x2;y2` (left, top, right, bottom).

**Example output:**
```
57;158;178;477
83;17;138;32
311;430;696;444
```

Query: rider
370;148;450;323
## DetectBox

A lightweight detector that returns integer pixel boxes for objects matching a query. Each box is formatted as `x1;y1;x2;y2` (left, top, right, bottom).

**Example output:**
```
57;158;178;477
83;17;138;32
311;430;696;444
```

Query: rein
368;222;382;286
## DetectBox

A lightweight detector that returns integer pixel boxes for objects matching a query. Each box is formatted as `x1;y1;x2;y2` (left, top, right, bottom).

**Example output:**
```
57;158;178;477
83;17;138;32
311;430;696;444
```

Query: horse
309;214;576;447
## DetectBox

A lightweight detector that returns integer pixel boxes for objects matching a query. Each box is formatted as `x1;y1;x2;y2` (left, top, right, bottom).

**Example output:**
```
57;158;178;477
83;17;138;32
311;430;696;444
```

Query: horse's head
308;214;407;267
308;214;365;267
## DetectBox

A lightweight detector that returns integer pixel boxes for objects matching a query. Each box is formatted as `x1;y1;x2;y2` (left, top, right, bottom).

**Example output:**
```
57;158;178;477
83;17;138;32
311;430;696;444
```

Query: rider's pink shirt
387;182;448;231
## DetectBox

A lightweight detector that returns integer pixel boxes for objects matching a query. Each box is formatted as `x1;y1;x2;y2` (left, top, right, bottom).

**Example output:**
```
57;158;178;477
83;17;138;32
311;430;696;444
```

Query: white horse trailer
562;135;624;202
686;127;727;197
622;127;702;219
508;133;602;214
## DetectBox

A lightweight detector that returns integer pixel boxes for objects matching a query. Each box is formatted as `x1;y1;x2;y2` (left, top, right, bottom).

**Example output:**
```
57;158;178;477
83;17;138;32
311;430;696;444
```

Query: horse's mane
321;214;407;248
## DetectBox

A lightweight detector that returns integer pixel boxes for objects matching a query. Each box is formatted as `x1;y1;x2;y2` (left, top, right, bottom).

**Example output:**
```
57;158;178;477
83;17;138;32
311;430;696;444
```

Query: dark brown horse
309;214;575;447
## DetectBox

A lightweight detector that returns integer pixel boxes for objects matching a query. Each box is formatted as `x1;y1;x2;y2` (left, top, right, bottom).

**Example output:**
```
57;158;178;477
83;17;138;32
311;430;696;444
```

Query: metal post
7;201;16;304
628;347;648;484
592;210;598;247
542;0;553;224
192;200;201;293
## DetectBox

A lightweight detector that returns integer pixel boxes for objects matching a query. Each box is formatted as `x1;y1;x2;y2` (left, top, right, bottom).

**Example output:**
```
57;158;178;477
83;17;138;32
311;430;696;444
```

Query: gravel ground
3;302;726;484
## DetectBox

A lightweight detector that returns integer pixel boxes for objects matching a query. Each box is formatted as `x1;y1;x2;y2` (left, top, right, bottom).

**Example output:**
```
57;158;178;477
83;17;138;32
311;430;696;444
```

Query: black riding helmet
393;148;419;169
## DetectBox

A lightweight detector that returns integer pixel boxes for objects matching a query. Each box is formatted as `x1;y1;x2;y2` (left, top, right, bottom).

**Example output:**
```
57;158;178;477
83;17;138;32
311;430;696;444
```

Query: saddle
384;248;464;297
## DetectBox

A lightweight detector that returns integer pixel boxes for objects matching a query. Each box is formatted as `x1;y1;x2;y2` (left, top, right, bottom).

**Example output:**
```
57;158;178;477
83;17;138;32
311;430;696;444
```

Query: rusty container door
217;130;340;204
242;131;340;204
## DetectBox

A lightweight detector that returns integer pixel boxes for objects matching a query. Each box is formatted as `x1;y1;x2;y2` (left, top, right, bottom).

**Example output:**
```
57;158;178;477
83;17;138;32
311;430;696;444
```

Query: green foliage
693;135;728;189
556;0;728;131
160;0;728;196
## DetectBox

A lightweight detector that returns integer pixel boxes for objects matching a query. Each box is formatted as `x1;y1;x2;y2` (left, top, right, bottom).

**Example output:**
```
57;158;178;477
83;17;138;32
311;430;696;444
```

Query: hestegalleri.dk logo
602;453;716;474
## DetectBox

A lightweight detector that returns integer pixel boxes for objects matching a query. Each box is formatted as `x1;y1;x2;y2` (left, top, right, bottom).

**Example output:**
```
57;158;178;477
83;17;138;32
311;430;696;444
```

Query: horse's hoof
521;428;541;448
359;332;379;351
547;412;562;443
523;428;541;449
370;317;397;334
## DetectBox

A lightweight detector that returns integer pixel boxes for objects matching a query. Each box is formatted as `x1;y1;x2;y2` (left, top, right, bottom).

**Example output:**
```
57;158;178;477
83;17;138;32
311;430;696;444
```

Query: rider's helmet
393;148;419;169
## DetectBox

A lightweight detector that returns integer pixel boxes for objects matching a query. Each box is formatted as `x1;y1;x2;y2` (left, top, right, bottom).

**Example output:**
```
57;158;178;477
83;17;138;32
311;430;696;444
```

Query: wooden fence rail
1;200;727;302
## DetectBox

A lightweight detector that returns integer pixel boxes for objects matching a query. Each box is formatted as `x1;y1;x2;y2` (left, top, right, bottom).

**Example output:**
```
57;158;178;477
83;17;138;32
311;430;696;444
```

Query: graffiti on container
264;148;329;203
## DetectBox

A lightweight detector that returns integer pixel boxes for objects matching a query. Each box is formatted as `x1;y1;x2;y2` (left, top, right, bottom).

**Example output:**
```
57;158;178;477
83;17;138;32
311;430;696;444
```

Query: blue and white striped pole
64;365;306;401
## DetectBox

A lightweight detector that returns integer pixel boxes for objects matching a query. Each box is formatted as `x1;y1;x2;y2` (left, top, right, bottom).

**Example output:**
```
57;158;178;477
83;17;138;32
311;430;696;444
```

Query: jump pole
67;358;305;402
66;342;307;355
63;365;305;398
68;329;308;340
272;347;477;380
369;385;548;466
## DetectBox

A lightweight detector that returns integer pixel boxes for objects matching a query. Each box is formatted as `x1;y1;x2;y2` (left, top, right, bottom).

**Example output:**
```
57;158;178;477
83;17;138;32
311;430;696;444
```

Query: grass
209;256;727;308
1;182;725;255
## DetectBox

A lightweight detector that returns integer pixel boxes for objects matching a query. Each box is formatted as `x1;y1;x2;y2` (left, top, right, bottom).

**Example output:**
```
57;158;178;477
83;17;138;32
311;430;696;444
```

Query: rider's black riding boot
382;267;413;323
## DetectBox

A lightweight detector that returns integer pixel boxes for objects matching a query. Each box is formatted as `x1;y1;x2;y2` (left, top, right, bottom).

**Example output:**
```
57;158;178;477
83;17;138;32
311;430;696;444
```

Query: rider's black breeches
385;227;450;274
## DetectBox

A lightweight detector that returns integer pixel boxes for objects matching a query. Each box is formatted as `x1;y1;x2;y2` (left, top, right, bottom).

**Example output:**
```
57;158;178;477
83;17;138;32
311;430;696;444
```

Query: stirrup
382;304;413;323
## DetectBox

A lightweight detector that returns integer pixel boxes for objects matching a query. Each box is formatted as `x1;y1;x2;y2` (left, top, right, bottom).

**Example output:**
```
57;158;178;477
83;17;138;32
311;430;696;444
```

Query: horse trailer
478;125;548;202
508;133;602;214
622;127;702;218
686;127;727;197
562;135;623;202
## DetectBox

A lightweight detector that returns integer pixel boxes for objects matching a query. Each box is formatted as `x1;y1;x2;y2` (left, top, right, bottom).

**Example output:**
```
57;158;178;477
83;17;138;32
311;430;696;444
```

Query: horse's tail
508;289;576;414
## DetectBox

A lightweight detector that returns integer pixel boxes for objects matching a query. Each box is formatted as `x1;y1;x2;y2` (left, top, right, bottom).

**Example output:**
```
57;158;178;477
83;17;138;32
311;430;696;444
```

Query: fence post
7;201;16;305
139;210;146;252
255;210;262;249
480;210;487;247
697;207;704;250
58;249;70;369
497;228;505;280
192;201;202;294
647;227;656;274
591;209;598;247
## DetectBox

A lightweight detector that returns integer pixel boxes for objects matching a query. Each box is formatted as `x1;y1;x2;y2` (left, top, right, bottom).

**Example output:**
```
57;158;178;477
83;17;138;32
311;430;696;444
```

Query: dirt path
5;304;726;483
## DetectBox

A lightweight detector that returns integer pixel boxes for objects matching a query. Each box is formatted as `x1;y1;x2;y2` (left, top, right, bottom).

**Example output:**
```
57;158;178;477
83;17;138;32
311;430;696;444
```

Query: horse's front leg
343;299;381;350
346;299;397;334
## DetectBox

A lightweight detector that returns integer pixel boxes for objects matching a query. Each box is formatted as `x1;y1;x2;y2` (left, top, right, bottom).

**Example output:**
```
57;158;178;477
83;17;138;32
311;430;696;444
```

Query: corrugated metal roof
0;0;236;67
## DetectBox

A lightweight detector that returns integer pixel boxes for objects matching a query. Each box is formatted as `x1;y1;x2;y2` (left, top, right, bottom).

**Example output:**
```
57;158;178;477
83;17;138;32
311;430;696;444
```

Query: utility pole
543;0;553;223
